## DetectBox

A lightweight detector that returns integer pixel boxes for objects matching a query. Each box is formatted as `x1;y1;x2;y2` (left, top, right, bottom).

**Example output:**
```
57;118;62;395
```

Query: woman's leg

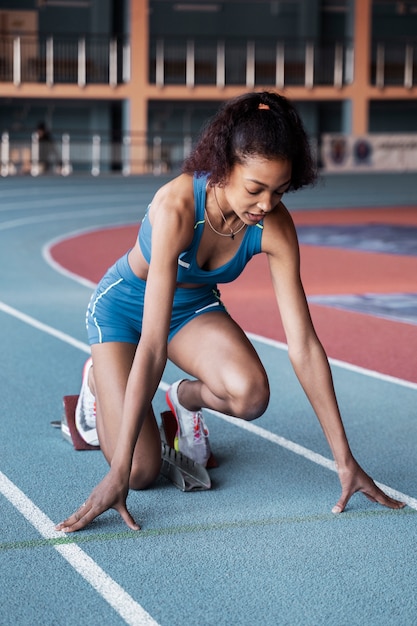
89;342;161;490
167;311;270;420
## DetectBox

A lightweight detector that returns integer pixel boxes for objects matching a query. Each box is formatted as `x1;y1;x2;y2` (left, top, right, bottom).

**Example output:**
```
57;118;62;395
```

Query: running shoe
166;380;211;467
75;357;99;446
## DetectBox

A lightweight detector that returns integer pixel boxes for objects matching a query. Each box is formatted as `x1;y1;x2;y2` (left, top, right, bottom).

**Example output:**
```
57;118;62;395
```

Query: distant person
36;122;59;173
56;91;405;533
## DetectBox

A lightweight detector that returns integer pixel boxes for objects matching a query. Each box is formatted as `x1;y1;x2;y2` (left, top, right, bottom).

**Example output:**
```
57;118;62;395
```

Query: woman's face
222;156;292;225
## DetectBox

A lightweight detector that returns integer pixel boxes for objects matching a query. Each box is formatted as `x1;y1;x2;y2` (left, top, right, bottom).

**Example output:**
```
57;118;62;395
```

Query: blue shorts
86;252;227;345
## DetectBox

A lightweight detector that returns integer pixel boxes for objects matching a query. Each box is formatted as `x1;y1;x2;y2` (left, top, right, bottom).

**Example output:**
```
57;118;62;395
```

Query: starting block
159;410;218;491
159;410;218;469
160;442;211;491
61;395;100;450
57;398;217;492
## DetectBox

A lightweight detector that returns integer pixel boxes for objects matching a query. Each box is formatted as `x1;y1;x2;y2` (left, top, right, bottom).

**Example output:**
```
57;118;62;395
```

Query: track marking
2;508;415;553
1;299;416;513
42;224;136;290
0;471;159;626
0;207;139;231
43;228;417;390
0;193;143;213
246;332;417;390
0;301;90;354
202;406;417;510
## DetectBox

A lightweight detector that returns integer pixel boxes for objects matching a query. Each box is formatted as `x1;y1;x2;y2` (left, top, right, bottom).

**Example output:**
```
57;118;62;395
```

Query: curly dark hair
182;91;317;191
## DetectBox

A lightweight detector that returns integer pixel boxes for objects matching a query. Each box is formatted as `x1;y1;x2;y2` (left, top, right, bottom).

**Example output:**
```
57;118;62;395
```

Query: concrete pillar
128;0;149;173
351;0;372;134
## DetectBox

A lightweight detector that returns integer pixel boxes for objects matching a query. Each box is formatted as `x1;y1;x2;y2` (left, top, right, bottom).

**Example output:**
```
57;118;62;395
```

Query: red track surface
51;207;417;383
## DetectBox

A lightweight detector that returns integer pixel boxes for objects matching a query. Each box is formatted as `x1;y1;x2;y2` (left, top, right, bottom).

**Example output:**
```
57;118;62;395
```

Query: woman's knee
224;369;270;421
129;455;161;490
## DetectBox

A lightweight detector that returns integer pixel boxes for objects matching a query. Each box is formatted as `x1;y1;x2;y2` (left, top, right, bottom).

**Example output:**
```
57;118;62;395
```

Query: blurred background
0;0;416;176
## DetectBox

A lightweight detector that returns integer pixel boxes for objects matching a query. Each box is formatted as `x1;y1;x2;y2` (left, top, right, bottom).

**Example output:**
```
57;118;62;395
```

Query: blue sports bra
138;173;264;284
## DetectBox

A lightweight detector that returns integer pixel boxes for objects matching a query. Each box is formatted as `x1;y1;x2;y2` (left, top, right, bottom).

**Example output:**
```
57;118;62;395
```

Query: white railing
150;37;354;89
150;36;417;89
0;34;130;86
1;33;415;89
373;40;416;89
0;131;194;177
0;130;319;177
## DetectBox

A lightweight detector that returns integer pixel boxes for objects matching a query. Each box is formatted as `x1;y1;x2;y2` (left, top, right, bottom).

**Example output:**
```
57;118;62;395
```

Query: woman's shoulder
149;173;197;236
261;201;299;256
153;173;195;209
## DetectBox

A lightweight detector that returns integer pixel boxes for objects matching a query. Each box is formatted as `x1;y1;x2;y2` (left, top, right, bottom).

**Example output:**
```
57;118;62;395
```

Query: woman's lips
246;212;264;224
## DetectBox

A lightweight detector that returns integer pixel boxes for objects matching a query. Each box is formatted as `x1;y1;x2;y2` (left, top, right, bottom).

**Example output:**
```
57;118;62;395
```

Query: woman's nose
257;198;272;213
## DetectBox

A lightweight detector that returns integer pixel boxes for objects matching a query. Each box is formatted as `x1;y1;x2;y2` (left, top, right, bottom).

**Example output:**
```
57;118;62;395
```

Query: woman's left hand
332;460;406;513
55;468;140;532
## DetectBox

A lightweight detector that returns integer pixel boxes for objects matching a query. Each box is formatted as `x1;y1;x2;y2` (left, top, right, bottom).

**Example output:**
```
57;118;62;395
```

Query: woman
56;91;404;532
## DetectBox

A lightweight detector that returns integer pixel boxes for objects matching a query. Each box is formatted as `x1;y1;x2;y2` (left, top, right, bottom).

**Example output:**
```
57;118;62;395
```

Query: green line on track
1;507;415;552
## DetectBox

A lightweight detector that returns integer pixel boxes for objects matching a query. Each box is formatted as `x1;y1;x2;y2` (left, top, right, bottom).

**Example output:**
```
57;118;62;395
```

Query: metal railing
0;32;353;88
1;32;416;90
0;33;130;86
372;40;417;88
149;37;354;88
0;130;195;176
1;129;319;177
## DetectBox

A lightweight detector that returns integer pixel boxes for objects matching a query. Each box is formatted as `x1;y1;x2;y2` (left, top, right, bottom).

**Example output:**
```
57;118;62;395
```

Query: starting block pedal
160;442;211;491
61;395;100;451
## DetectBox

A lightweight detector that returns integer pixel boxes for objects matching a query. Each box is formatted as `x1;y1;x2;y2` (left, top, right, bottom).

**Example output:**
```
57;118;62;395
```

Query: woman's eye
277;185;290;195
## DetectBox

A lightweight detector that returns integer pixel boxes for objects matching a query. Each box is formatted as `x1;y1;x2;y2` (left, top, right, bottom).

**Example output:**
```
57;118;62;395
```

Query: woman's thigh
167;311;270;419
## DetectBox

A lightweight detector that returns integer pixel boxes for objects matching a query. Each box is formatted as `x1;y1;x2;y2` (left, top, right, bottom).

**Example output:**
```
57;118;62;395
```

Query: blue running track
1;173;416;626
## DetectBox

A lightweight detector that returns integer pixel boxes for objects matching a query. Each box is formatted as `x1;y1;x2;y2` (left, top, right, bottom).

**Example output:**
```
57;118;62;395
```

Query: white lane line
1;299;416;513
0;471;159;626
42;229;417;393
0;301;90;354
247;332;417;391
203;408;417;511
0;193;145;212
42;224;132;290
0;207;139;231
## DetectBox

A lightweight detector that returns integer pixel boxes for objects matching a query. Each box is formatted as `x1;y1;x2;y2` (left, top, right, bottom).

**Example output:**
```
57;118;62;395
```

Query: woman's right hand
55;469;140;533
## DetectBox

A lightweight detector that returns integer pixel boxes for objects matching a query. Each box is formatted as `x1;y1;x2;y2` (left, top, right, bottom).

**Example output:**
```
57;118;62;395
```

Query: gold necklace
206;186;246;240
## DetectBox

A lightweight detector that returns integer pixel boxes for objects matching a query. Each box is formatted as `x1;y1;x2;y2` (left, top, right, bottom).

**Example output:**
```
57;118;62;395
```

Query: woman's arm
56;176;196;532
263;206;405;513
110;202;190;472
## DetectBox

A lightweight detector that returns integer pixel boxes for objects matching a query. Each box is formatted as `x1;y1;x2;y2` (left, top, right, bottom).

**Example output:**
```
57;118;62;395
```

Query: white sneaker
75;357;99;446
166;380;211;467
